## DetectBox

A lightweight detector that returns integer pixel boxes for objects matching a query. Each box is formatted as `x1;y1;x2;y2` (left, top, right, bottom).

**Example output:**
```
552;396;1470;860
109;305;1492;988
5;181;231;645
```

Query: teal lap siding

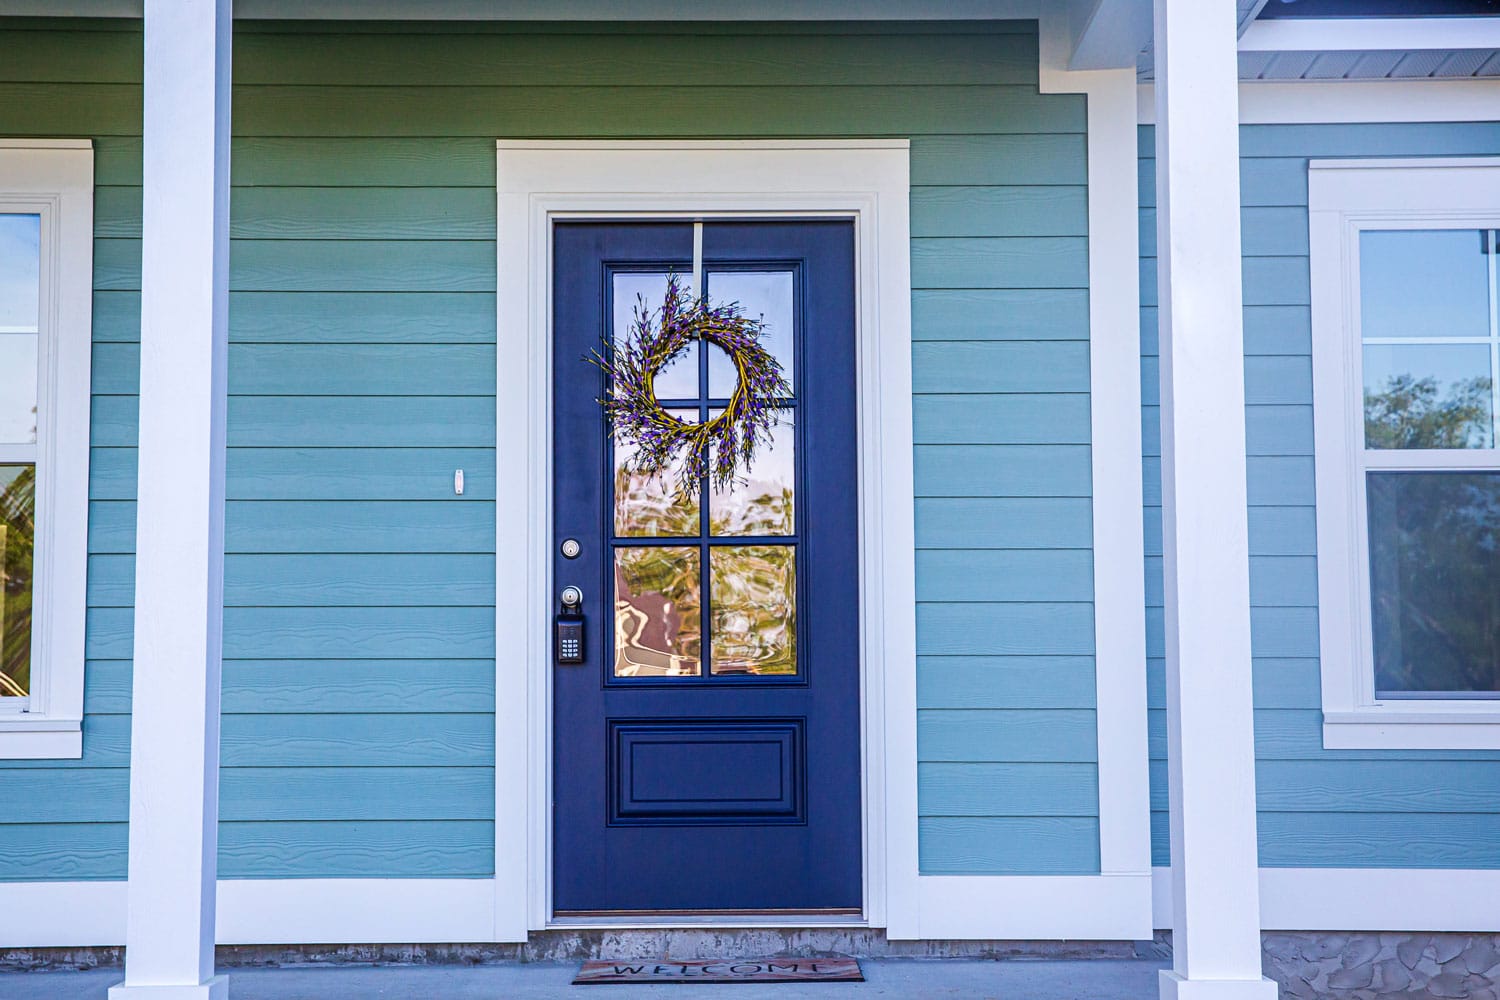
1139;122;1500;870
0;17;1096;880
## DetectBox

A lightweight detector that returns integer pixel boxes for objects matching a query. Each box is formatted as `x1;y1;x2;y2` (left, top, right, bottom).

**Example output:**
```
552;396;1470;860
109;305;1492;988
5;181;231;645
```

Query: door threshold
549;911;868;931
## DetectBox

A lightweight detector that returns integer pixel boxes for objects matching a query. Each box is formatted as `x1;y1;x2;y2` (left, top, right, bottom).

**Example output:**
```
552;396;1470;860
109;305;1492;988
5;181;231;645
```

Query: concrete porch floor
1;959;1169;999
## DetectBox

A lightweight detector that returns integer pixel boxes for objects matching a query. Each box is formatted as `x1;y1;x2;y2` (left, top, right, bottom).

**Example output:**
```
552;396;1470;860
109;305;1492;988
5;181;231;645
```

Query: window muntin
608;267;801;681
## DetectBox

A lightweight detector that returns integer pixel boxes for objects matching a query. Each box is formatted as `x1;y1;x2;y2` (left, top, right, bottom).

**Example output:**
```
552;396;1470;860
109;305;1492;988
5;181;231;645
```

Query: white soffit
1238;47;1500;79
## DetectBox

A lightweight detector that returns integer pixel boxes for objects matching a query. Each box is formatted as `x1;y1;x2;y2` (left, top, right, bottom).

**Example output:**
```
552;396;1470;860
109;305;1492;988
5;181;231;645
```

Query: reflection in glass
615;408;700;537
614;546;702;677
1362;343;1493;449
706;271;794;398
710;412;795;536
1368;471;1500;697
0;215;41;446
613;271;697;401
1360;230;1491;340
711;545;796;675
0;465;35;699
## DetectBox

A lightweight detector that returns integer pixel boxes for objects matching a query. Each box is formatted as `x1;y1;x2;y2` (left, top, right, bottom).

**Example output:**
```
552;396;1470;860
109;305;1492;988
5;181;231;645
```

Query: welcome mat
574;957;863;985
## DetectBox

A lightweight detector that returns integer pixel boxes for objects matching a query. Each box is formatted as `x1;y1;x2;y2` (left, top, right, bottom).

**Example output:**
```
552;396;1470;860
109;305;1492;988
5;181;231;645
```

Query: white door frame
494;140;917;937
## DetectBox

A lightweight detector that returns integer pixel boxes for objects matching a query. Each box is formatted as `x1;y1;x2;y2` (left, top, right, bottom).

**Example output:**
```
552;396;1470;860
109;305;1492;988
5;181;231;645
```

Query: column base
1159;970;1279;1000
108;974;228;1000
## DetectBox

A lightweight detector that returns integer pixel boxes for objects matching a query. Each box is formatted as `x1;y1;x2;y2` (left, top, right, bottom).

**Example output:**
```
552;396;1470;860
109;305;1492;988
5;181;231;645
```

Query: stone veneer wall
1264;933;1500;999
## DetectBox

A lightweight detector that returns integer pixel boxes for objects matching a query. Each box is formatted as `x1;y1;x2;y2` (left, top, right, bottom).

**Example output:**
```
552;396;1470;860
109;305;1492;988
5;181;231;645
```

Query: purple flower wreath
591;273;791;497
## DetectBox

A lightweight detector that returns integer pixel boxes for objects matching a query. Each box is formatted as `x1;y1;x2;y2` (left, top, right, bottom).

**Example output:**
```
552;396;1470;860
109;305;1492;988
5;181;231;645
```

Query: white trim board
1039;23;1154;887
0;880;496;948
1138;79;1500;124
1151;868;1500;933
917;875;1152;941
1239;17;1500;53
1308;157;1500;751
494;139;917;941
0;140;94;760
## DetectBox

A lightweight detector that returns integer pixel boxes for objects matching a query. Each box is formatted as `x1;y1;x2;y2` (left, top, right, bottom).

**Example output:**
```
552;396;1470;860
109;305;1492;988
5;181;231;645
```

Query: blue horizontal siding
1140;121;1500;871
0;20;1099;883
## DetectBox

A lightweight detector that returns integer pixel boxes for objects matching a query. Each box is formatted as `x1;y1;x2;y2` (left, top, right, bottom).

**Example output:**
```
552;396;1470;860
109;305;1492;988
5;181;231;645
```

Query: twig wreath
592;273;791;497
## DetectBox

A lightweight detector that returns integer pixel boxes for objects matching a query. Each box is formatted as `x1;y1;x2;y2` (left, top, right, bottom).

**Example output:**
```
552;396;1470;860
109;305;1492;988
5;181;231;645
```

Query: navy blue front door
552;221;861;914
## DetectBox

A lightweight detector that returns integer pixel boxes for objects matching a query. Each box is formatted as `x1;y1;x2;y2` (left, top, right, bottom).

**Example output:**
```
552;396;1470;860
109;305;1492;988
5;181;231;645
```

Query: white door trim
494;139;916;939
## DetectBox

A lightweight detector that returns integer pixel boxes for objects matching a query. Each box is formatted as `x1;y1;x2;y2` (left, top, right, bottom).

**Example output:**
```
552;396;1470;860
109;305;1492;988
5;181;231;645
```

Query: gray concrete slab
0;959;1167;999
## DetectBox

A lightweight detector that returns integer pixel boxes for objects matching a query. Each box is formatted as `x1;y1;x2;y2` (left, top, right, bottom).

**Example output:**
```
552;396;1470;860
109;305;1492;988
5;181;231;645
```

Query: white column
1152;1;1277;999
109;1;232;998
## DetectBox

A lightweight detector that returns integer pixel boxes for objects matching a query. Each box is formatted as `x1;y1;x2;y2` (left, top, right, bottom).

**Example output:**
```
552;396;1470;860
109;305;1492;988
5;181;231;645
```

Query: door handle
556;586;585;664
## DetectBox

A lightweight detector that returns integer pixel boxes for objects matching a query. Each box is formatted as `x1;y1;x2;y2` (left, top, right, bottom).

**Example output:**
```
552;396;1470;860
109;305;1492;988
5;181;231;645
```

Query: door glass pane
0;214;41;446
1362;343;1493;449
710;411;795;536
613;271;697;402
710;545;796;676
614;546;702;677
1368;471;1500;697
615;408;700;537
706;271;794;398
0;464;35;699
1360;230;1491;340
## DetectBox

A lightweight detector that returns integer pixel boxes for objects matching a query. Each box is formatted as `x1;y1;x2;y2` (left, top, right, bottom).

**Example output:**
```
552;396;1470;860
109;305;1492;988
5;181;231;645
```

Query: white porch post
109;1;232;998
1152;1;1277;999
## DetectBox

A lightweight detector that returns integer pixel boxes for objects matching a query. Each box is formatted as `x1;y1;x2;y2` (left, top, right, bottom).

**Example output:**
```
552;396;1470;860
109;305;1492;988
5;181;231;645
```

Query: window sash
1346;218;1500;711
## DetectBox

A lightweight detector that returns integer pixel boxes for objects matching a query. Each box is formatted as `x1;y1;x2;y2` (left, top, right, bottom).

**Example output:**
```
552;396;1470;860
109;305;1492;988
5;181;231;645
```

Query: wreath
592;273;791;497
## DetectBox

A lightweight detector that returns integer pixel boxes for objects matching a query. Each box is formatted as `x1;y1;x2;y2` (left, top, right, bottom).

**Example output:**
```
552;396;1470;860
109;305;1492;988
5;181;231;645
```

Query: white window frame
0;140;93;759
1310;157;1500;750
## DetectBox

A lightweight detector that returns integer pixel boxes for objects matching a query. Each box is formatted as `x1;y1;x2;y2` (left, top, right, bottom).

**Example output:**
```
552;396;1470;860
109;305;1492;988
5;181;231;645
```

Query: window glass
615;408;699;537
710;545;797;676
613;546;702;677
710;411;794;536
1360;230;1491;341
1362;343;1493;449
1359;230;1499;450
0;465;33;699
706;270;794;398
1368;471;1500;698
0;214;41;445
613;271;697;402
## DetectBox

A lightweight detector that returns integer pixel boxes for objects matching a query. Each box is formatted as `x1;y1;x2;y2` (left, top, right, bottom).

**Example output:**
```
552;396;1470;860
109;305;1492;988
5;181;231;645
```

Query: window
0;141;93;759
1310;158;1500;749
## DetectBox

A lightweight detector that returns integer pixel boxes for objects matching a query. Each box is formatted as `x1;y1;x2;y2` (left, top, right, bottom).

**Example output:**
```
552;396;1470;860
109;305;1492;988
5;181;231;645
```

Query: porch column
1152;1;1277;999
109;1;232;998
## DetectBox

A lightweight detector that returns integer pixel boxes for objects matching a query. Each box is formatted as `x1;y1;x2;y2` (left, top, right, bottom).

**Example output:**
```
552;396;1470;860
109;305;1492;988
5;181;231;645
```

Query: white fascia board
1138;79;1500;124
1240;17;1500;52
0;0;1045;18
1068;0;1153;71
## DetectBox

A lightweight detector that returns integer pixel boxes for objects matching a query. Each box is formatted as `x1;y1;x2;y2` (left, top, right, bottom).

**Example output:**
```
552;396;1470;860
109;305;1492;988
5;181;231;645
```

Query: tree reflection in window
1364;373;1494;450
1369;471;1500;696
0;464;34;698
